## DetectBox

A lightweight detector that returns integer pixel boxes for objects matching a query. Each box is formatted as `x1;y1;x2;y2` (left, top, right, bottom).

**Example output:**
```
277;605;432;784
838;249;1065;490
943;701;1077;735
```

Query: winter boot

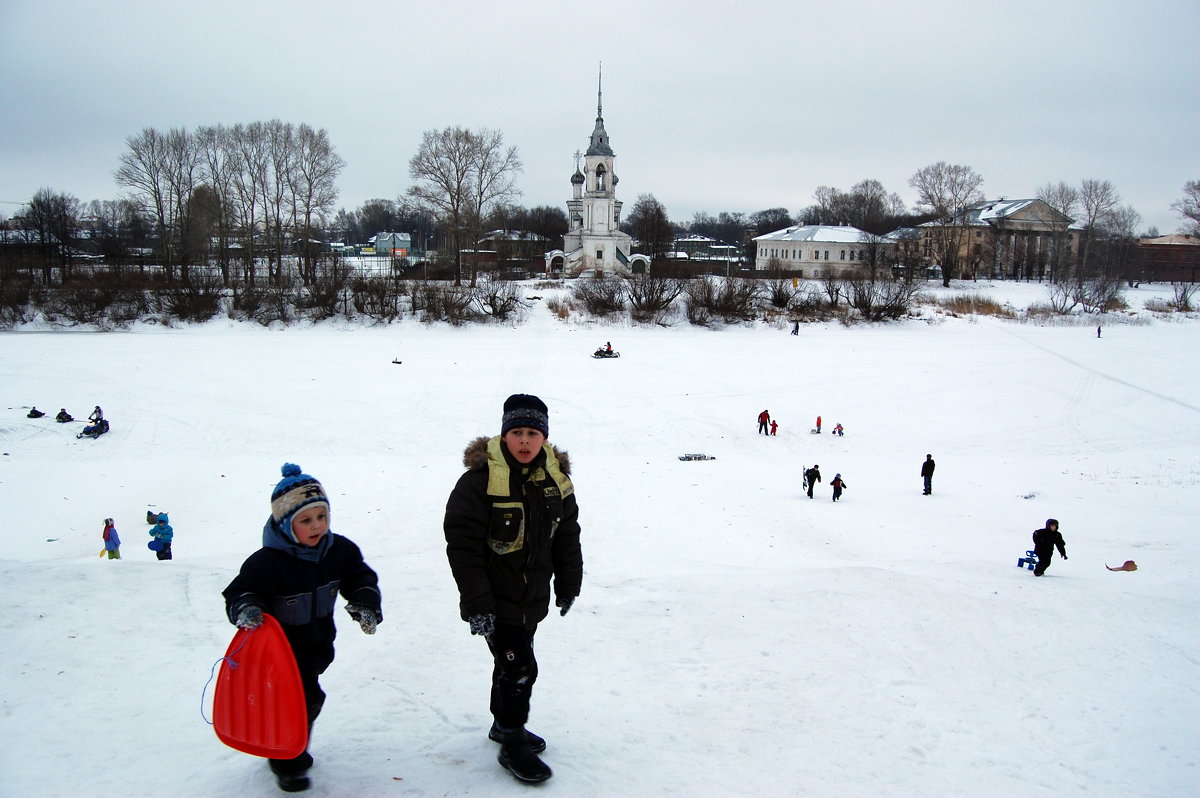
489;720;546;753
270;751;313;793
274;771;311;793
497;726;552;783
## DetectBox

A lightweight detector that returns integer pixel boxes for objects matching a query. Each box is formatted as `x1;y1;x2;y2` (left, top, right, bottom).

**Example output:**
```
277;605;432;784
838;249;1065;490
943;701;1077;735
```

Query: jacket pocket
313;580;341;618
488;502;525;555
272;592;314;626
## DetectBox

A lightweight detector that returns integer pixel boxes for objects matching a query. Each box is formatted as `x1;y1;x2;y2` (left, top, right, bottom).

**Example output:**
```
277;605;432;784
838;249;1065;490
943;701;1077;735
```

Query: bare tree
408;126;522;285
908;161;985;286
466;128;522;284
291;124;345;283
1170;180;1200;236
21;188;81;282
625;194;672;259
1077;179;1120;270
1036;180;1081;282
115;128;175;271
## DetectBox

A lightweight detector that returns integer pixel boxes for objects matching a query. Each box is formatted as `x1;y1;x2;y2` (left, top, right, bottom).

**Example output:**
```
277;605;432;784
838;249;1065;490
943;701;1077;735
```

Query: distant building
477;229;550;265
916;198;1077;280
368;232;411;256
752;224;879;275
1134;234;1200;282
545;70;649;278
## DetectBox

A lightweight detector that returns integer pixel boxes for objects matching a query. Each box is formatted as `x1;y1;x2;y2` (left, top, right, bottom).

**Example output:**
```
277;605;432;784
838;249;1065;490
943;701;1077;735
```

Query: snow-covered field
2;281;1197;798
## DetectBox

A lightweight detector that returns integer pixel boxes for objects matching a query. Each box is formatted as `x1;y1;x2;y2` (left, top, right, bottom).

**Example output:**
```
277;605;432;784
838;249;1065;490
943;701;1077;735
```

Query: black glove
345;603;380;635
468;613;495;639
1062;555;1068;560
234;605;264;630
556;596;575;617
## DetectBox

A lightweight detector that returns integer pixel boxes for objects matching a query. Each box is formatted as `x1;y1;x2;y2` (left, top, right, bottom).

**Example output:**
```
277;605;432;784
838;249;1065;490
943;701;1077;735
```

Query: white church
545;73;649;278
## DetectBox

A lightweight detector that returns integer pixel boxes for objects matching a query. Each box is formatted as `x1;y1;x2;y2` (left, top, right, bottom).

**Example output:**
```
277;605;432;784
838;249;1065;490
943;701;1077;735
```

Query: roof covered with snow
753;224;871;244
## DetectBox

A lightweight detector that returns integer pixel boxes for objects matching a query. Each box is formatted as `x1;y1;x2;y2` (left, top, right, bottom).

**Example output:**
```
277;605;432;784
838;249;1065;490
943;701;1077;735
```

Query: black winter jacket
444;436;583;629
1032;527;1067;558
223;520;382;675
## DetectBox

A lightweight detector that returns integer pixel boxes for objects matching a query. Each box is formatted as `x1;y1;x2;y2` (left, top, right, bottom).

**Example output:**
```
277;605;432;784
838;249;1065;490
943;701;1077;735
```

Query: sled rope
199;633;251;725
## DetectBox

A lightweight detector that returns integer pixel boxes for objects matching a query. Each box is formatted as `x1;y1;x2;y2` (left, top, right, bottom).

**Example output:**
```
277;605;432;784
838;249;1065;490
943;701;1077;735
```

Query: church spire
587;62;613;157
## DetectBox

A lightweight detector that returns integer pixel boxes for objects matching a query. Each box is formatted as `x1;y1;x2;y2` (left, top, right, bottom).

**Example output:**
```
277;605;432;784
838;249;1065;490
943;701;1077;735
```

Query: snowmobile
592;347;620;359
77;418;110;439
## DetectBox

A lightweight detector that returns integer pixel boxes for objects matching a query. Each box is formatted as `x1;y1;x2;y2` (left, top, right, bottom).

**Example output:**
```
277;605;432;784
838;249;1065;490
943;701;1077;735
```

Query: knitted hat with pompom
271;463;329;542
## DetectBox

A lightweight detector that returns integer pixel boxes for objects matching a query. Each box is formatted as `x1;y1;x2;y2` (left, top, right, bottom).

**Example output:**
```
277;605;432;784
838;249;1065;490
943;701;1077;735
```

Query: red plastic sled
213;613;308;758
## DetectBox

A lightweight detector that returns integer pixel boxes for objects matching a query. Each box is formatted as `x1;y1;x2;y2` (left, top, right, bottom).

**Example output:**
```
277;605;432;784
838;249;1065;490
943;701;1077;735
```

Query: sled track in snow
1007;330;1200;414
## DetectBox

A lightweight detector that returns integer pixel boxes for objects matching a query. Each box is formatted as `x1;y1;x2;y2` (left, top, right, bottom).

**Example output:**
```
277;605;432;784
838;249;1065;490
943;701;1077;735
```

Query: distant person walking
758;409;771;435
770;420;778;436
803;464;821;499
102;518;121;559
791;321;799;335
1031;519;1067;577
921;454;936;495
815;415;822;434
831;473;847;502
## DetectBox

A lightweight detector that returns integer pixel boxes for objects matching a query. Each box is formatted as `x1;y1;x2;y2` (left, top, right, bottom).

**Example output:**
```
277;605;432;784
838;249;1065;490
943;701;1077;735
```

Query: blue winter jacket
150;522;173;543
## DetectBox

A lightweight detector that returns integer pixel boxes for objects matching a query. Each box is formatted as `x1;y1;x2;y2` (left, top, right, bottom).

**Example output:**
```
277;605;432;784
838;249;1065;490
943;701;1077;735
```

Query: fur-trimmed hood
462;435;572;475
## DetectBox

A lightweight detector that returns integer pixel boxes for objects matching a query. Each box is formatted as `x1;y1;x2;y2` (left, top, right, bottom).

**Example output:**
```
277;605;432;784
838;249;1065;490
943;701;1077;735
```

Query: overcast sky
2;0;1197;235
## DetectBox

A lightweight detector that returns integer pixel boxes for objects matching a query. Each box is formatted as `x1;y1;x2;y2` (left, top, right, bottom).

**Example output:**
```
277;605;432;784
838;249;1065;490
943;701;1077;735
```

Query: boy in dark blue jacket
223;463;382;792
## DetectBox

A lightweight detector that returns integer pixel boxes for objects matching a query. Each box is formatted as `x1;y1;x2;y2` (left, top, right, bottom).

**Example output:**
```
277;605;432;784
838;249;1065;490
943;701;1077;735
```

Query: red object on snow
213;613;308;758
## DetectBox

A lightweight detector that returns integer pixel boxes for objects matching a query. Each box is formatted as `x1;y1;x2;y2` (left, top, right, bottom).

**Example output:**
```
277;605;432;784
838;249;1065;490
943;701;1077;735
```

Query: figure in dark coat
223;463;381;792
444;394;583;784
803;464;822;499
831;473;847;501
921;454;936;495
1032;519;1067;577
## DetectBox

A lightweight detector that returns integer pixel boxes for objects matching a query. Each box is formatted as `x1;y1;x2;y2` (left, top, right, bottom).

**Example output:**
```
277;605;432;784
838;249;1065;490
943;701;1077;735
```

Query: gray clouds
2;0;1197;233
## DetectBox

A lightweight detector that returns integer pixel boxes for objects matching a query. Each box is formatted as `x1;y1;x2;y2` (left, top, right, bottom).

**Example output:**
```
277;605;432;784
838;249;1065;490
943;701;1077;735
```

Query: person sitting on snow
27;407;45;418
56;408;73;422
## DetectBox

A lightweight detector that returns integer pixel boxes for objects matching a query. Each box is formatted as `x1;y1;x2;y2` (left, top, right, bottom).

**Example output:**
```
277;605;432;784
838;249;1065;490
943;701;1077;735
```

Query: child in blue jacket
149;513;173;560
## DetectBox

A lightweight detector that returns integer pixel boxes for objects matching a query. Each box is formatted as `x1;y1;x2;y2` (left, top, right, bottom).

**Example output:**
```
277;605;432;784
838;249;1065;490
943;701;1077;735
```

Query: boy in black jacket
1032;518;1067;577
444;394;583;784
223;463;382;792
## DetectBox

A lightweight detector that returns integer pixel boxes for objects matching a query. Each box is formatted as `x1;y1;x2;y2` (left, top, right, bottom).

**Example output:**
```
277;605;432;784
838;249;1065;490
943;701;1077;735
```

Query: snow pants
155;542;172;560
1033;545;1056;576
269;669;326;775
487;623;539;729
923;475;933;495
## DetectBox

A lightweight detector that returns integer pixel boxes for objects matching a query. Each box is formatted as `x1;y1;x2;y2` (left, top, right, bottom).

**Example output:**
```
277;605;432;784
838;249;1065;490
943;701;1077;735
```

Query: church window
596;164;607;191
840;251;846;260
596;249;603;260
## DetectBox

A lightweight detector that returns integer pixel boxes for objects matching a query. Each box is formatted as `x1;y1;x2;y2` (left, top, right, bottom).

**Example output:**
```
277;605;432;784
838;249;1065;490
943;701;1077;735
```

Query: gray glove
556;596;575;617
468;612;495;639
345;603;380;635
234;605;264;630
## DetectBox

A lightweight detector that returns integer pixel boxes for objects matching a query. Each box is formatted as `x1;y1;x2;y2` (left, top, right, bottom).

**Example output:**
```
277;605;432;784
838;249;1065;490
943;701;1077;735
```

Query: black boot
270;751;313;792
489;721;546;753
497;726;552;783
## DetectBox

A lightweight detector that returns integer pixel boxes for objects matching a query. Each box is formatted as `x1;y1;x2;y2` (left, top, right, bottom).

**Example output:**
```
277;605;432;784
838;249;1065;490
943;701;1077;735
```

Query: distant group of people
26;404;107;435
801;464;848;502
98;511;175;561
757;409;777;435
758;410;844;438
